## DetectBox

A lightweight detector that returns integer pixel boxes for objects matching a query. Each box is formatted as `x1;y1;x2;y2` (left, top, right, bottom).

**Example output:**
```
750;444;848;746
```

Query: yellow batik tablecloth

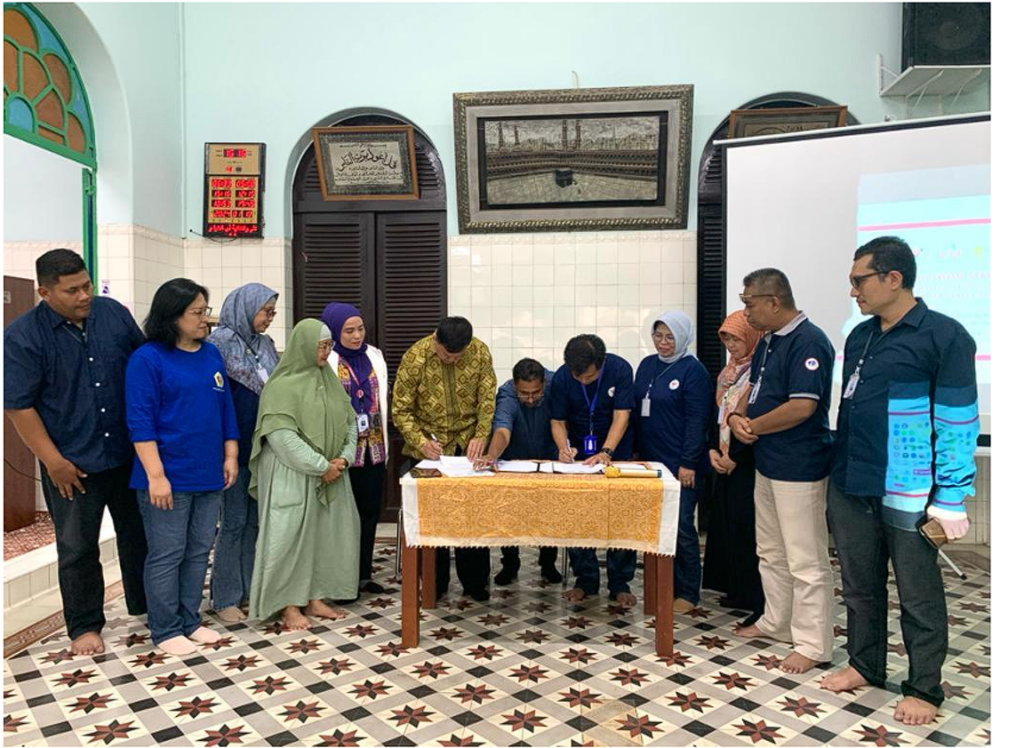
400;462;680;555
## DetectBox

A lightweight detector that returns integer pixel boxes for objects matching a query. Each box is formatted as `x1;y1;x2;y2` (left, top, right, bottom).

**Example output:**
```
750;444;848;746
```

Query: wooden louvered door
375;212;447;520
293;213;374;324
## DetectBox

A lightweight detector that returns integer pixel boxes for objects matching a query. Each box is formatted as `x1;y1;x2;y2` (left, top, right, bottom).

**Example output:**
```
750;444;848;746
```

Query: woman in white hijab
633;311;714;614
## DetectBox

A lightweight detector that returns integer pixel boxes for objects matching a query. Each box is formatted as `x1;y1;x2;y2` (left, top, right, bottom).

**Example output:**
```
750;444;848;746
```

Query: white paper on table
415;459;444;470
437;455;495;478
494;460;540;473
538;461;605;475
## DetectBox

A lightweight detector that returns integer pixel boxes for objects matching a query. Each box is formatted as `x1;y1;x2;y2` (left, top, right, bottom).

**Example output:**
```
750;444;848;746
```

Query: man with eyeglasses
473;357;563;586
820;237;979;726
728;267;835;675
4;249;149;656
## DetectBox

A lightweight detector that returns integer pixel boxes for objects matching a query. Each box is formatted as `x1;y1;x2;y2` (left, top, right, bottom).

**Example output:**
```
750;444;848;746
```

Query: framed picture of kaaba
454;85;694;233
311;125;419;200
727;105;848;139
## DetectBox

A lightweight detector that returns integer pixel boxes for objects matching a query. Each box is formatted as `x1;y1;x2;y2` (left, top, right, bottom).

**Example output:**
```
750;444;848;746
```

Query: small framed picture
311;125;419;201
728;105;848;139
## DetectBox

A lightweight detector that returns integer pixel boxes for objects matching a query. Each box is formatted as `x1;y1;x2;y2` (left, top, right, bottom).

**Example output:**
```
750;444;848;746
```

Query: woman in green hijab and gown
248;319;360;630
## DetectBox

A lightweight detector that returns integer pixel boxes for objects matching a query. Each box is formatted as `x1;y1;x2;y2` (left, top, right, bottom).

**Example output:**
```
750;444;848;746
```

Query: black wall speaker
902;3;991;69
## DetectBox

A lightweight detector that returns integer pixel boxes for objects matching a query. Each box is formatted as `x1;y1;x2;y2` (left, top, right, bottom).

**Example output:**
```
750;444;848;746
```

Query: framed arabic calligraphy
454;85;693;233
311;125;419;201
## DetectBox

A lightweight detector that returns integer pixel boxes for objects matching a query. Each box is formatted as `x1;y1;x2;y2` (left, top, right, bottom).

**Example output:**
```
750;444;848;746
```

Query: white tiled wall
183;236;293;347
449;230;698;382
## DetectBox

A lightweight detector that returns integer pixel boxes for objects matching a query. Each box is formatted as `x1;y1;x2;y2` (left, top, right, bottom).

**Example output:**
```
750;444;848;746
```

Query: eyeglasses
738;293;775;305
260;307;277;317
188;306;213;318
652;332;675;343
849;271;888;290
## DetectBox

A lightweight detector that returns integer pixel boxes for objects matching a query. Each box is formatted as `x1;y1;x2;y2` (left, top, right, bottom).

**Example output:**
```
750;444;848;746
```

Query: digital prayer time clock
203;142;266;238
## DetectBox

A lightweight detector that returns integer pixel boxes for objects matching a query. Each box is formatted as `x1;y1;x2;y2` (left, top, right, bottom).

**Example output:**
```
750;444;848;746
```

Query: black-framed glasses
260;307;278;317
849;271;888;290
738;293;775;305
188;306;213;318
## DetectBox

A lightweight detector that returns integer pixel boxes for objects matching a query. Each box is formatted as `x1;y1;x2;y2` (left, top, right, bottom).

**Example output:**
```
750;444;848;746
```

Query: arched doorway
291;110;447;522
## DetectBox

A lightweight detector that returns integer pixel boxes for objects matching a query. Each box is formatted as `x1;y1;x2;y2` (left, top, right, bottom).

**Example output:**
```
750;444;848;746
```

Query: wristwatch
601;447;614;457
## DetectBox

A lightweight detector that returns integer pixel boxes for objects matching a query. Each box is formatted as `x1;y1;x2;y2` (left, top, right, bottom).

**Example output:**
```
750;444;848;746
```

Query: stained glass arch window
4;2;96;168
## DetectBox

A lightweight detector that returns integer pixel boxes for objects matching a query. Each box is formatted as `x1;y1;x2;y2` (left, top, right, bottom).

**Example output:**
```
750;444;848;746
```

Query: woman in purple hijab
321;302;390;595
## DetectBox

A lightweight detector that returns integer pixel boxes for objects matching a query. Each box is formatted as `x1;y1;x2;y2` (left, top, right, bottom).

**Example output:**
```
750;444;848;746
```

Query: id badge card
748;380;761;405
843;371;860;400
583;434;598;455
641;396;651;418
256;366;270;384
357;414;370;434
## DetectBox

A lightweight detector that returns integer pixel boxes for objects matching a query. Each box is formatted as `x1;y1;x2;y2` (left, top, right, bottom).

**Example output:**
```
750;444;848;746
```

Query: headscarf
208;283;280;395
248;319;355;505
716;311;764;448
321;302;373;413
652;310;697;364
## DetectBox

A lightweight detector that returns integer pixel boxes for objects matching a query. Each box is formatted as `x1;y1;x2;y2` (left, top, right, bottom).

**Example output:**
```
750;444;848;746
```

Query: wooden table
399;463;680;656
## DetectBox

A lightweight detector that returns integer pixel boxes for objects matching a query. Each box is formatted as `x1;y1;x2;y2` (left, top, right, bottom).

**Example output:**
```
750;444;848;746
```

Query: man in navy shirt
549;334;637;605
729;268;834;674
821;237;979;726
4;250;148;656
475;358;563;585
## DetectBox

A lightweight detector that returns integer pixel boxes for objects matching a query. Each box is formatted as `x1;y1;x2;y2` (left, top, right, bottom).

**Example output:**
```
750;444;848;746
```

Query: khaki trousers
753;471;833;662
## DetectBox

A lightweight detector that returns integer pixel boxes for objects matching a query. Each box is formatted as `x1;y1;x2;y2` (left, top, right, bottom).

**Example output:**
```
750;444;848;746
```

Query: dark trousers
674;482;703;604
827;483;948;707
349;461;386;583
436;546;490;596
568;548;637;597
40;464;148;640
500;546;558;571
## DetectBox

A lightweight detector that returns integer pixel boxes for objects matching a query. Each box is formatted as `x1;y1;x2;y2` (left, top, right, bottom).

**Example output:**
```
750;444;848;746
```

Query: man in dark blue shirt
821;237;979;726
4;249;148;656
729;268;834;675
475;358;563;585
549;334;637;606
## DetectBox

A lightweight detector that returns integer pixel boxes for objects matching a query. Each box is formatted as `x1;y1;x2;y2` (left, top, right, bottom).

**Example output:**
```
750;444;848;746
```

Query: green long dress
248;320;360;620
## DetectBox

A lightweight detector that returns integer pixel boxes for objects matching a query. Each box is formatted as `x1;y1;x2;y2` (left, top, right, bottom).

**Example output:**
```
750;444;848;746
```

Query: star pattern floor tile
3;545;990;746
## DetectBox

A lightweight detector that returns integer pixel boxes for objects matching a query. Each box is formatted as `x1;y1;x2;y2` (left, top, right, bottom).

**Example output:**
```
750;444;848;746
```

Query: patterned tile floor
3;545;990;746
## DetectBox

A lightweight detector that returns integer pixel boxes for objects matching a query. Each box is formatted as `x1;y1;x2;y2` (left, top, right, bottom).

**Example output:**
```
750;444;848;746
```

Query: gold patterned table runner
401;465;680;555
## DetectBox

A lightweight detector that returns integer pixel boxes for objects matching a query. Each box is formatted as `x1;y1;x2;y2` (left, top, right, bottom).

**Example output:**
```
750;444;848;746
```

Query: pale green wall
48;2;990;239
180;2;908;237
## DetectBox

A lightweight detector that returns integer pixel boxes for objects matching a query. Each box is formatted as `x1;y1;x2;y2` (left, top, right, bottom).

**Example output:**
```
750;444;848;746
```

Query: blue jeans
136;489;221;645
210;466;257;610
674;482;703;604
568;548;637;597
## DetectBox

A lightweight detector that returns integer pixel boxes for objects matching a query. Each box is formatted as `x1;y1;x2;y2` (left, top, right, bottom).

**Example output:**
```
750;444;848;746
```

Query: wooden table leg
655;554;674;657
401;532;420;649
421;547;437;609
643;552;655;616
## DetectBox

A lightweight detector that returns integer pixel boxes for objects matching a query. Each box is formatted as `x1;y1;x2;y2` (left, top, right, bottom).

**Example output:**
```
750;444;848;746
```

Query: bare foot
780;652;822;674
820;665;869;693
614;591;637;607
157;635;197;656
734;623;768;639
562;587;588;603
188;626;222;644
894;696;939;725
281;605;312;630
70;632;105;656
215;606;246;623
304;599;341;620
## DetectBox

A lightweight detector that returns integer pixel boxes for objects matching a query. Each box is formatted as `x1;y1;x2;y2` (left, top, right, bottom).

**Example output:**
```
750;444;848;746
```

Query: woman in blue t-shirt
126;278;240;656
633;311;713;614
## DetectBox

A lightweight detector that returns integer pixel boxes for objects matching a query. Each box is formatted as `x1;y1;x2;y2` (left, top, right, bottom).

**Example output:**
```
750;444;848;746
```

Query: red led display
223;148;248;158
204;143;264;238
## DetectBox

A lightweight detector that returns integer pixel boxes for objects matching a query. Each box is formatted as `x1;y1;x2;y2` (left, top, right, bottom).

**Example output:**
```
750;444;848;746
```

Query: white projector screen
722;115;990;434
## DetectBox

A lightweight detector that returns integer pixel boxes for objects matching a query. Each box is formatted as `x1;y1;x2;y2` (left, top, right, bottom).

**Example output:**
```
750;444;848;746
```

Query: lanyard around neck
580;367;605;434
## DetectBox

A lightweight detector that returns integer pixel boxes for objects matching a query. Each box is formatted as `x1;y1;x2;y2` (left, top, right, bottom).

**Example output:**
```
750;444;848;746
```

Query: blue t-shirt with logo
126;341;240;492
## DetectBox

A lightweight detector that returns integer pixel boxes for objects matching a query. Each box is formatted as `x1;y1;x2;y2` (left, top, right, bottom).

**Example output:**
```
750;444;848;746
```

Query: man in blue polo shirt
820;237;979;726
4;249;148;656
549;334;636;605
729;268;834;674
475;357;563;585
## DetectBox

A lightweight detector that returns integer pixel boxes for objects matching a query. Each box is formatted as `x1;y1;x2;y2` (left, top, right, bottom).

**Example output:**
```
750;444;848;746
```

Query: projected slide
850;165;990;390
